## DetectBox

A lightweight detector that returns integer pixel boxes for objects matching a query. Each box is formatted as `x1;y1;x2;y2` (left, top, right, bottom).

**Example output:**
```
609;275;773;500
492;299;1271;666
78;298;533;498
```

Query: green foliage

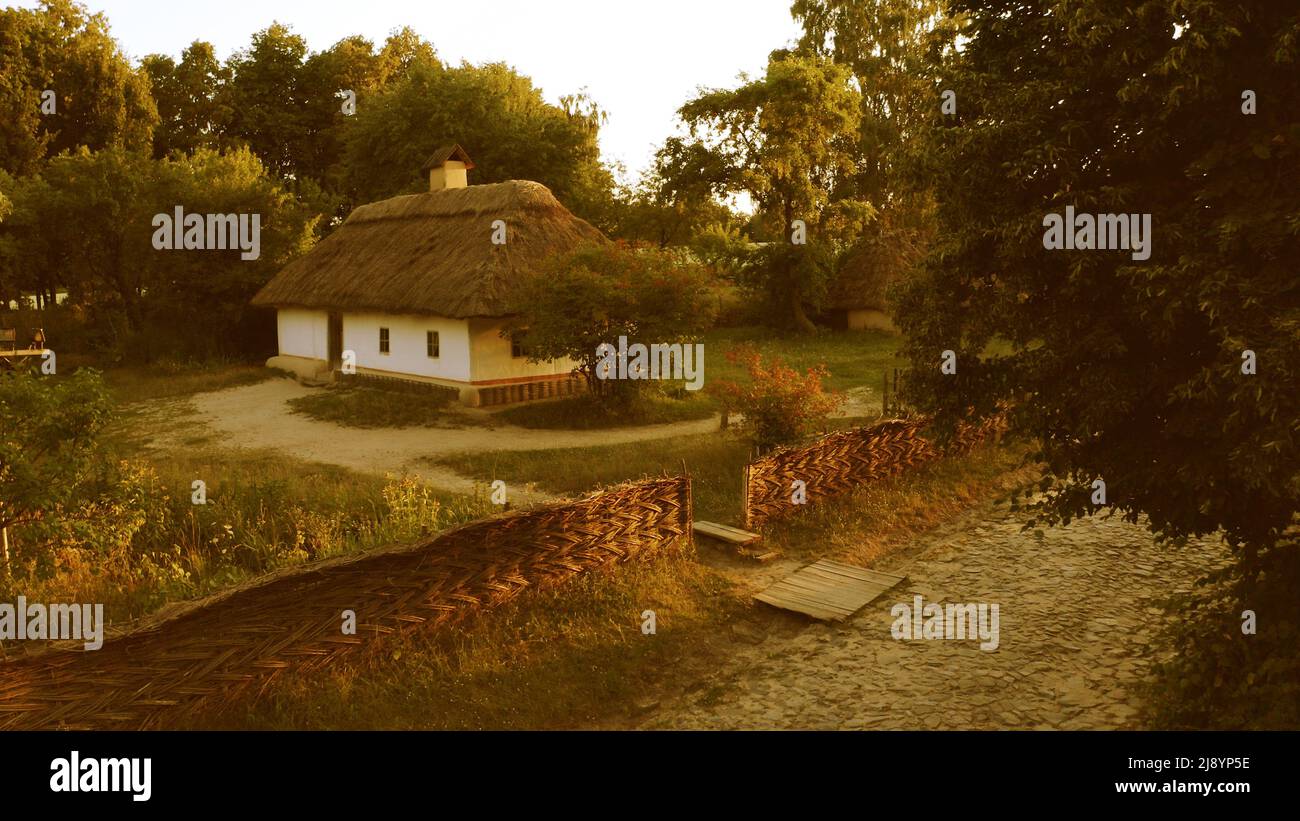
0;369;113;533
1141;535;1300;729
339;61;614;221
897;0;1300;550
793;0;953;204
0;146;317;360
0;369;159;584
661;50;868;331
895;0;1300;727
142;41;231;159
711;344;843;453
506;242;716;402
0;0;157;176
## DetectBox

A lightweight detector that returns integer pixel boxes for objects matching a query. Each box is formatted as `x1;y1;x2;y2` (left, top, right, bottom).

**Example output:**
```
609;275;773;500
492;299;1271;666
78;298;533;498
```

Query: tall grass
2;448;495;625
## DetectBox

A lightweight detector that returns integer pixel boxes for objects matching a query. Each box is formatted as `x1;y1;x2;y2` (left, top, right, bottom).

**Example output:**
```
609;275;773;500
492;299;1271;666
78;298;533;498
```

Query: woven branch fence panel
0;475;691;730
743;414;1007;530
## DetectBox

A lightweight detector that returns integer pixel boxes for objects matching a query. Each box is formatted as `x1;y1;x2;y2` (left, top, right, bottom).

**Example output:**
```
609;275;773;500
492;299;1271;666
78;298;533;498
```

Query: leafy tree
0;147;157;320
221;23;310;179
143;147;319;359
505;243;715;402
142;41;231;158
0;147;316;359
0;0;157;176
793;0;953;205
375;26;439;84
661;50;867;331
894;0;1300;726
339;61;614;222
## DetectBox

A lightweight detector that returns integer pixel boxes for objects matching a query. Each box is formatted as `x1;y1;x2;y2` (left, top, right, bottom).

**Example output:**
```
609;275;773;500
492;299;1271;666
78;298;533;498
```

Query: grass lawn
433;432;750;522
703;326;904;392
102;360;272;404
490;391;716;430
433;415;882;523
286;384;486;429
10;380;494;624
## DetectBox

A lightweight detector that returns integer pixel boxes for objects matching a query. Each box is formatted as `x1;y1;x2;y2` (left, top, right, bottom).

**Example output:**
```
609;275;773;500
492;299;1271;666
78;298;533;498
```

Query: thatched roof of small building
252;180;606;318
826;220;927;312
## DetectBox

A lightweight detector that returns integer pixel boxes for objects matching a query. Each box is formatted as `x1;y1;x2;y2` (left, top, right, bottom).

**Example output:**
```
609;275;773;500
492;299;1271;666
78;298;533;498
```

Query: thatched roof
252;180;607;318
826;220;928;311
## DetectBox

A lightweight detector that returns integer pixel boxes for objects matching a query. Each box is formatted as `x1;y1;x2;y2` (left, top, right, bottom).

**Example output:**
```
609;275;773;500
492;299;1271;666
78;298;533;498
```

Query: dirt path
642;503;1228;730
145;377;721;502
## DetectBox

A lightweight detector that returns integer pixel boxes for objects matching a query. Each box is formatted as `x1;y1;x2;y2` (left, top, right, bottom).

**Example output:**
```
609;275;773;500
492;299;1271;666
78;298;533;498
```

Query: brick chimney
421;144;474;192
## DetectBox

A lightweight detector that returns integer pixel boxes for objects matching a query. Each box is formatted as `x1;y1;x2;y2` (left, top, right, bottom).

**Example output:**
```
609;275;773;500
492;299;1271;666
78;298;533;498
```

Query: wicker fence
0;475;692;730
742;414;1006;530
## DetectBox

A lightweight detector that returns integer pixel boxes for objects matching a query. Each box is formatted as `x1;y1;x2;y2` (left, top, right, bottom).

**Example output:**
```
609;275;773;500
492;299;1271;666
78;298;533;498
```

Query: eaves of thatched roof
251;180;607;318
826;221;928;312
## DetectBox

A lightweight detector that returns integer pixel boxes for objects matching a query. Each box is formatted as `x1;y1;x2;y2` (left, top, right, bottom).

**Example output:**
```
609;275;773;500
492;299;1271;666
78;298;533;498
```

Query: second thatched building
251;145;604;406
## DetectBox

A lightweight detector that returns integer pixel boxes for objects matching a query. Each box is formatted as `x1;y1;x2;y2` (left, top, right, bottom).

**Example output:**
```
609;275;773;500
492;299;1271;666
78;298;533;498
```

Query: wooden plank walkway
754;560;906;622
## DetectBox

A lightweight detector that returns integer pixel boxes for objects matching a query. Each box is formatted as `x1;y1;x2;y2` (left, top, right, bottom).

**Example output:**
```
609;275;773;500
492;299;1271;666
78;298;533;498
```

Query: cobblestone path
646;505;1228;729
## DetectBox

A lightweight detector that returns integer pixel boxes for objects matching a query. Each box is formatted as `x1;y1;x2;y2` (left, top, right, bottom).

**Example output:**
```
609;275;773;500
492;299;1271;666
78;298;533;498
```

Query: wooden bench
0;327;47;362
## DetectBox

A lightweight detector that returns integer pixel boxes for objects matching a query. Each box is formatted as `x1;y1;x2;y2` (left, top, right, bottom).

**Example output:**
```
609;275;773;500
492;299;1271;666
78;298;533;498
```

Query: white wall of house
345;311;472;382
847;308;898;332
467;318;577;383
277;308;328;360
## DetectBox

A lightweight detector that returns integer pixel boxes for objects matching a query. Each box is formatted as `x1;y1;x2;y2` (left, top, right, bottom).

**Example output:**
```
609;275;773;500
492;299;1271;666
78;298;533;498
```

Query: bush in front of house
506;242;716;406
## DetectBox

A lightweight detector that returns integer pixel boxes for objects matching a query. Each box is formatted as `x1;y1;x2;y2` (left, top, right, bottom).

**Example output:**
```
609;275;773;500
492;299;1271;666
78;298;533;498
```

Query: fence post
679;461;693;548
742;462;751;531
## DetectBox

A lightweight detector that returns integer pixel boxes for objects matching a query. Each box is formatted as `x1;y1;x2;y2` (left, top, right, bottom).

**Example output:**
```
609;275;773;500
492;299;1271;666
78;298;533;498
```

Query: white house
252;145;602;406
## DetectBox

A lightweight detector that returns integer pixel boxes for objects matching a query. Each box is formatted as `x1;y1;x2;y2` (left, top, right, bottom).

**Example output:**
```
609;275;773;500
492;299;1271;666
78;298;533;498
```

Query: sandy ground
145;377;722;503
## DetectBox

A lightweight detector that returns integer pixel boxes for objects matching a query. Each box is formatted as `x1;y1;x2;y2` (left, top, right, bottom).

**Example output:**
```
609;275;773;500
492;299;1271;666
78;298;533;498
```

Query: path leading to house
145;377;721;502
640;502;1228;730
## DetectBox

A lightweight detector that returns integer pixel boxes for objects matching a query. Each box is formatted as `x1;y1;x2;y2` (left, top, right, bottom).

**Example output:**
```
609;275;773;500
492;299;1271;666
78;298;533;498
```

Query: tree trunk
791;293;817;334
782;193;816;334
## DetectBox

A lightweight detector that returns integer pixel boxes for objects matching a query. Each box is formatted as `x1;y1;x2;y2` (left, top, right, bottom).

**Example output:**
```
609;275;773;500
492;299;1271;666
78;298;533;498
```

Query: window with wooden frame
510;330;530;359
379;327;390;354
426;330;439;358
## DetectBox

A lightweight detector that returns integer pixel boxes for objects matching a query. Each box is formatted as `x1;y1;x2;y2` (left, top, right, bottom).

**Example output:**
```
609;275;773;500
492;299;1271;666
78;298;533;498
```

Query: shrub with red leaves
711;344;842;454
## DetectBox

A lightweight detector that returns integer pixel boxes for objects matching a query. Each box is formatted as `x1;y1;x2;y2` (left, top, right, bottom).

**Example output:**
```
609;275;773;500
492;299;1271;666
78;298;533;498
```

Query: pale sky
16;0;803;184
